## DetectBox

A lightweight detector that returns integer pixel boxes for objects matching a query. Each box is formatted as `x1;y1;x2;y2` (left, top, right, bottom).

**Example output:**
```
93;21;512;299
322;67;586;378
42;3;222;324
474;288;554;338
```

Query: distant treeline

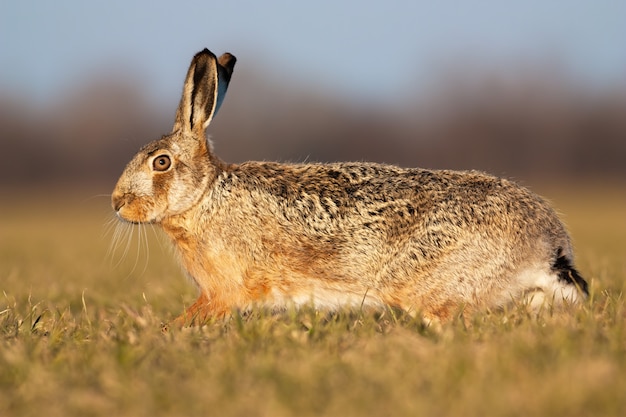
1;65;625;188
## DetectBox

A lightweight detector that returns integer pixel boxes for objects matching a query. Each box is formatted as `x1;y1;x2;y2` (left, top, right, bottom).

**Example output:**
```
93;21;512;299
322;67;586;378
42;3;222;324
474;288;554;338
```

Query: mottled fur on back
111;49;588;326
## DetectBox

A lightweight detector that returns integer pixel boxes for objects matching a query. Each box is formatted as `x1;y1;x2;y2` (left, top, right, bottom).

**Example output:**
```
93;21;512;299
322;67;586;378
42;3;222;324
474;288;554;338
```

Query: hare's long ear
216;53;236;115
173;49;236;135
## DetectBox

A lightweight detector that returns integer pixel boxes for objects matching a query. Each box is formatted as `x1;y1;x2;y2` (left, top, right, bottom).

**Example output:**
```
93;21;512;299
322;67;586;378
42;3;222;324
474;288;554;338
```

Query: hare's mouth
112;192;159;224
115;209;158;225
113;202;157;224
114;212;142;225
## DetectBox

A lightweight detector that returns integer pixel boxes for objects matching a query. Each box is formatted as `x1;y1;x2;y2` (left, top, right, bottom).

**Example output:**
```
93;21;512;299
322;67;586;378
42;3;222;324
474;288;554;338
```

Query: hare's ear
216;53;236;115
173;48;236;135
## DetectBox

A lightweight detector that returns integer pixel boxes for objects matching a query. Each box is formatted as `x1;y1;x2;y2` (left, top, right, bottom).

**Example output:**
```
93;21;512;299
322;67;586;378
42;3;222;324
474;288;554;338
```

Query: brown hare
112;48;588;326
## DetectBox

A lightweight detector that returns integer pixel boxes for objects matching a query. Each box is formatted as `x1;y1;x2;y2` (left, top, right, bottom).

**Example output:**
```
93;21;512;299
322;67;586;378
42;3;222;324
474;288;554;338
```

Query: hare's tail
552;248;589;297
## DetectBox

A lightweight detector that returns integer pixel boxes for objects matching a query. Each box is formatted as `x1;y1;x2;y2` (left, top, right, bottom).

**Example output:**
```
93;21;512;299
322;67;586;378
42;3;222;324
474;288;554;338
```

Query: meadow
1;185;625;417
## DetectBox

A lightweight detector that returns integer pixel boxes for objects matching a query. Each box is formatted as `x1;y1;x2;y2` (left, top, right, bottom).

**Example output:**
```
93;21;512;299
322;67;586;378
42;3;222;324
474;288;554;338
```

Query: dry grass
1;185;625;417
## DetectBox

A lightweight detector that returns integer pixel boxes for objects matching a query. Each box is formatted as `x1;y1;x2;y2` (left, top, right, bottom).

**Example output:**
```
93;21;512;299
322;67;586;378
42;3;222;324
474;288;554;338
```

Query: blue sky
1;0;624;103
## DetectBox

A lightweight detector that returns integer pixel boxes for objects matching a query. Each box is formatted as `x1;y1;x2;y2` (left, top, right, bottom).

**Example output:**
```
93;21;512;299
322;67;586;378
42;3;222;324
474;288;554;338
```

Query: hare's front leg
171;292;230;327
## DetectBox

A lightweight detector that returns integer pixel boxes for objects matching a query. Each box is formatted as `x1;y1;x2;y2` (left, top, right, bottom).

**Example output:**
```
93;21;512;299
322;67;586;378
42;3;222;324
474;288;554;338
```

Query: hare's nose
111;192;126;212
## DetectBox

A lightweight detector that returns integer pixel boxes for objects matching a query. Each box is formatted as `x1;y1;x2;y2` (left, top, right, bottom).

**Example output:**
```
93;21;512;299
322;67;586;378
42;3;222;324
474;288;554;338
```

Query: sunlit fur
111;49;588;326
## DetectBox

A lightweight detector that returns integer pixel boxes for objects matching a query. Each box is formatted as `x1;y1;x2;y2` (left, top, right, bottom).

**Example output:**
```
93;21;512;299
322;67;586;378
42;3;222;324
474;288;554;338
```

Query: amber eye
152;155;171;171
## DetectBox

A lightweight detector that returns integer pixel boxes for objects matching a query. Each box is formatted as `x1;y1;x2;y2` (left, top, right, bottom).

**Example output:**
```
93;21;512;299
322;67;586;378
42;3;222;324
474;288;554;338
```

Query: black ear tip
218;53;237;75
194;48;216;61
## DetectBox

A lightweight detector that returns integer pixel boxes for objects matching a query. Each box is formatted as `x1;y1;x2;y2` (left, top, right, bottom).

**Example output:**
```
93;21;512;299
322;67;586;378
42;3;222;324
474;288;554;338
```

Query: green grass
1;186;625;417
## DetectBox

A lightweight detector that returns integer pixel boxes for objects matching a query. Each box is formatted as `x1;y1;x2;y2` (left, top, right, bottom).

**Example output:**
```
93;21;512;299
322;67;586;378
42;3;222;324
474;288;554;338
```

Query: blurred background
1;0;625;194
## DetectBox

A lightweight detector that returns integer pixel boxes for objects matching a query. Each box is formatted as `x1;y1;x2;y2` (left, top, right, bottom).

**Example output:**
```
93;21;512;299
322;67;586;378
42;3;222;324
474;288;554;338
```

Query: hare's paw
170;293;229;327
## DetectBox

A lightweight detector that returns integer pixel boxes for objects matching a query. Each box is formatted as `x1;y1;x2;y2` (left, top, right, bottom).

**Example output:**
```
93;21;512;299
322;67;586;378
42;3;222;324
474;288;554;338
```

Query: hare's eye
153;155;171;172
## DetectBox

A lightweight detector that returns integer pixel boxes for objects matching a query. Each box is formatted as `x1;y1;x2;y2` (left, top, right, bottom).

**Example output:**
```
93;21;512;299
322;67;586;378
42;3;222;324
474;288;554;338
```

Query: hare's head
112;49;236;223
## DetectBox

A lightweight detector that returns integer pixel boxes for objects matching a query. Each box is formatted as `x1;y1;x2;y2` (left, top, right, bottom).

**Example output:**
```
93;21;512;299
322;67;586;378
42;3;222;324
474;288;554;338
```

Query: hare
112;48;588;326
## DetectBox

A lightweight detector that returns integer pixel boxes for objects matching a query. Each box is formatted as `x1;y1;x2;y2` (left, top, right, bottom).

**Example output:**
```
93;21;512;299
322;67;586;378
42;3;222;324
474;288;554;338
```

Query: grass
1;185;625;417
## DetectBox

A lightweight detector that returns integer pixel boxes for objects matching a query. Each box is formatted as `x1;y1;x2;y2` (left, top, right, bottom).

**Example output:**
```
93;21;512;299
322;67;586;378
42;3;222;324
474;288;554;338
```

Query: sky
1;0;625;104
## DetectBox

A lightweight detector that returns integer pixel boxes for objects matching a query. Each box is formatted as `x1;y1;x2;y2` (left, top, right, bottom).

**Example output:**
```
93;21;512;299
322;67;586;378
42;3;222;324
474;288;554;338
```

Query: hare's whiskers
81;194;112;204
128;222;148;277
112;221;134;269
103;214;153;279
139;222;151;276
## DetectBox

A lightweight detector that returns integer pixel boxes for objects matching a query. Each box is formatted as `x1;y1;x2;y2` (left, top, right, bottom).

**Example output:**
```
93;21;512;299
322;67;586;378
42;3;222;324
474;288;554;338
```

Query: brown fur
112;49;588;326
